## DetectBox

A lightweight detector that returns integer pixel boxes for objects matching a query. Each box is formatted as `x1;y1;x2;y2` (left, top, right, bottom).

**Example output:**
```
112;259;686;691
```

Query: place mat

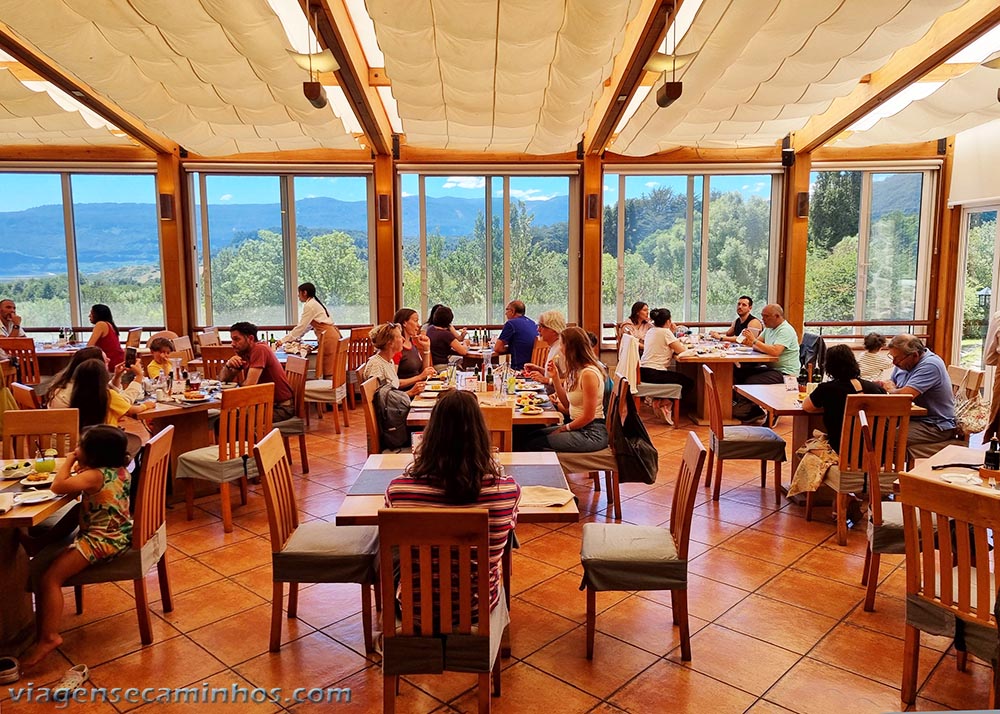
504;464;566;488
348;469;405;495
519;486;575;508
411;398;438;408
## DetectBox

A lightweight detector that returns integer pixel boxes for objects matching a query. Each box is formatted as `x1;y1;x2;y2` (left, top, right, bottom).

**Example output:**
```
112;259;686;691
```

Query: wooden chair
0;337;41;386
176;383;274;533
169;335;194;366
703;365;786;505
616;334;682;427
197;330;220;347
556;376;629;521
1;359;14;388
274;355;309;473
810;393;912;546
898;468;1000;707
345;326;374;409
530;337;548;367
378;507;503;714
481;405;513;451
199;345;235;381
581;431;707;660
10;382;40;409
254;428;378;653
2;408;79;458
51;426;175;643
304;333;350;432
146;330;178;350
125;328;143;349
359;376;383;455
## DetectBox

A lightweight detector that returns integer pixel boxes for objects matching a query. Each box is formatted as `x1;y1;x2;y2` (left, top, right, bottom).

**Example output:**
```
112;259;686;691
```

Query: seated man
219;321;295;422
883;333;956;459
493;300;537;370
733;303;800;422
710;295;762;343
0;298;26;337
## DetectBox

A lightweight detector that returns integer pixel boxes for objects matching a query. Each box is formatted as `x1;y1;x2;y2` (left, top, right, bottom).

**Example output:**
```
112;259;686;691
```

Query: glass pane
294;176;371;324
601;176;619;340
399;174;422;319
204;175;285;327
804;170;862;331
192;175;206;326
961;210;998;368
706;175;772;322
72;174;161;327
0;173;70;334
490;181;503;324
864;172;922;321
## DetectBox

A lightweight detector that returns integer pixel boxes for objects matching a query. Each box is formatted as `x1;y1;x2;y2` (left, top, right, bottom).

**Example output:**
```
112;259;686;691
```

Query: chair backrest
3;408;79;458
347;326;375;374
132;425;174;548
702;365;725;441
146;330;178;350
948;365;983;400
283;355;309;419
0;337;40;386
670;432;708;560
125;328;143;349
899;469;1000;633
857;410;889;528
331;334;351;389
378;507;491;640
838;394;912;475
197;330;220;347
1;359;14;388
360;376;381;454
169;335;194;366
530;337;548;367
481;405;513;451
10;382;40;409
312;325;341;379
254;428;299;554
199;345;236;380
217;383;274;462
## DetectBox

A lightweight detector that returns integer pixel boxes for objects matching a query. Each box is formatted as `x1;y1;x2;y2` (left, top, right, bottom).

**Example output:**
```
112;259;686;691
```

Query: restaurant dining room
4;0;1000;712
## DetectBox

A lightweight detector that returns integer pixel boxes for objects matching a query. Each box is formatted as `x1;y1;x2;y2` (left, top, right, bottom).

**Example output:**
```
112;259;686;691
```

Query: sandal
0;657;19;685
659;404;674;426
52;664;89;695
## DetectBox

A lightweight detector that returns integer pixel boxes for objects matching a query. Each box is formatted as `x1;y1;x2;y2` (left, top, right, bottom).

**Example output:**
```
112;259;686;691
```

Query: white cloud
441;176;485;190
753;182;766;193
219;193;232;201
644;181;659;189
401;191;414;198
603;184;612;192
509;188;555;202
741;184;750;191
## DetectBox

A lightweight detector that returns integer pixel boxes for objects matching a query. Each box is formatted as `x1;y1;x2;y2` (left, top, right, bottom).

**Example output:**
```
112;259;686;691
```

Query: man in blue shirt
885;334;957;460
494;300;537;370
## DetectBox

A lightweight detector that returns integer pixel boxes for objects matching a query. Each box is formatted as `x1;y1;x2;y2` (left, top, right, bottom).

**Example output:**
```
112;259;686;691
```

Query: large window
804;168;933;332
603;171;777;331
957;207;998;368
0;170;162;331
191;172;372;327
399;172;574;325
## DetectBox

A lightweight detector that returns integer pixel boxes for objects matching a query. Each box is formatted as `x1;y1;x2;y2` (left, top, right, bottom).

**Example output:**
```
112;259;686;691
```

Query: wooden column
581;154;603;336
779;151;811;336
929;138;958;358
373;154;397;322
156;153;190;335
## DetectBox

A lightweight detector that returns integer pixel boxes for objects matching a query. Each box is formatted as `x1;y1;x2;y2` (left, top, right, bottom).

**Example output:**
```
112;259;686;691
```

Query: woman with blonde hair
521;327;608;452
361;322;426;397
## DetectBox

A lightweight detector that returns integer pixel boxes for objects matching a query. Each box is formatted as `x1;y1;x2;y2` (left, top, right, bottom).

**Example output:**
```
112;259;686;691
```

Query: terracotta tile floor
4;408;994;713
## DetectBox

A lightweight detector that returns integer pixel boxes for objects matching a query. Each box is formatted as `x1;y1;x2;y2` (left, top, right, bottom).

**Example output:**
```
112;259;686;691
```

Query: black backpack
375;383;411;450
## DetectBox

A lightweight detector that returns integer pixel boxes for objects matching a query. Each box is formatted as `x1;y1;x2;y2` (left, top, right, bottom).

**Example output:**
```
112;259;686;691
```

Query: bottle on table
986;438;1000;471
485;366;493;392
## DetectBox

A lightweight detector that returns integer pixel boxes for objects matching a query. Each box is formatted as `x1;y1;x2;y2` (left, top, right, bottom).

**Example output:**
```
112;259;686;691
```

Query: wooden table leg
689;363;740;426
0;530;35;656
149;412;213;503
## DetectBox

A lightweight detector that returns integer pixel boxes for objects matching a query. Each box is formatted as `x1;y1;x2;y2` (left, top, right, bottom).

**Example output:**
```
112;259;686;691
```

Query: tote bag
609;381;659;484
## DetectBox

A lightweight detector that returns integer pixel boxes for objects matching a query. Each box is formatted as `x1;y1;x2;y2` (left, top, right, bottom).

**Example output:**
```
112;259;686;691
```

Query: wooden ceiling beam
314;0;392;156
0;22;181;156
584;0;674;156
793;0;1000;153
0;144;156;161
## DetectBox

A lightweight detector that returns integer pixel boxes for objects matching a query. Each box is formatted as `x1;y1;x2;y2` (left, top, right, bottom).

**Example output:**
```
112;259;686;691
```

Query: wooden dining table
676;347;777;425
0;458;73;655
136;395;222;497
406;389;563;428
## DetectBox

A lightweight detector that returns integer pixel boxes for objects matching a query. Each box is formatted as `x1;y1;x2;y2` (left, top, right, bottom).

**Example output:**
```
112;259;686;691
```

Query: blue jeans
522;420;608;452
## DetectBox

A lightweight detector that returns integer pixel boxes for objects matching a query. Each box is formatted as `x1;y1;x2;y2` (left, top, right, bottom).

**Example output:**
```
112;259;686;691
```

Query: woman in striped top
385;389;520;612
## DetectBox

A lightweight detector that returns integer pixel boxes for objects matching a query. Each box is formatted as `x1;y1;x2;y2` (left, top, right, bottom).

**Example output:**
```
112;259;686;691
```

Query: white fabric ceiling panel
0;0;360;155
616;0;966;155
366;0;642;153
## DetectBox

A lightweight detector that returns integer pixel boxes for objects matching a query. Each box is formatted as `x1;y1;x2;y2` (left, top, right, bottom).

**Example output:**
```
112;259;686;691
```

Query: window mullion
61;174;81;327
856;172;873;322
281;176;297;325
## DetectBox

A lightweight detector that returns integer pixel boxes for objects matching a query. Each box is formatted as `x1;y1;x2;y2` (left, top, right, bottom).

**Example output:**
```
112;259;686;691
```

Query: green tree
808;171;861;252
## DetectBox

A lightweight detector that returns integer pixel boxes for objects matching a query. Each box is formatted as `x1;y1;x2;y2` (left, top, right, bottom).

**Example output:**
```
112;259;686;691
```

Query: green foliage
962;216;996;340
804;236;859;322
808;171;861;252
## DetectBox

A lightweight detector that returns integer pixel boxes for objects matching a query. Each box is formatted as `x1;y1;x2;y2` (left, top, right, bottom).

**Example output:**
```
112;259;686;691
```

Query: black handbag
609;381;659;484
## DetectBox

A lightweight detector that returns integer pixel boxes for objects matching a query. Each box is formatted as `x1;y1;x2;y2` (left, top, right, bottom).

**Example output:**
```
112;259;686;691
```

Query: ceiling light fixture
656;13;683;108
301;4;330;109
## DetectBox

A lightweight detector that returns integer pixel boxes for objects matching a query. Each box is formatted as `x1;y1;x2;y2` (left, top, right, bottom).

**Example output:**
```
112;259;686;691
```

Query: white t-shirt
362;353;399;389
285;297;335;342
639;326;679;371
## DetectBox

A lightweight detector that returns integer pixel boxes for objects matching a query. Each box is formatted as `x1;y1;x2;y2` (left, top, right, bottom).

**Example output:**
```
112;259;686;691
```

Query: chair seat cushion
868;501;905;554
69;524;168;585
558;448;616;475
635;383;683;400
273;416;305;436
176;446;258;483
273;522;378;583
713;426;786;461
824;465;899;494
304;380;347;402
580;522;684;591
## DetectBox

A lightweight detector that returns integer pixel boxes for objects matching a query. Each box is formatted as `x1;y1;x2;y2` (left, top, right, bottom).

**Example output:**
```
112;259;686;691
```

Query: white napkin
519;486;575;508
0;493;12;514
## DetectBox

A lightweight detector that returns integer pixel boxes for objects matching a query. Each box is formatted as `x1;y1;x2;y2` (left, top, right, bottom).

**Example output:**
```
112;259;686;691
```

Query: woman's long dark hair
406;390;502;503
46;346;105;402
91;304;118;333
298;282;329;317
69;359;111;429
628;301;647;325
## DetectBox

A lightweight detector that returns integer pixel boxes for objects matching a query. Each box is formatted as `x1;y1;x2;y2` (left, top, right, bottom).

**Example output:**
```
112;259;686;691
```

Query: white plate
181;395;212;403
1;464;33;480
939;473;983;486
21;474;54;487
518;407;545;415
14;490;58;505
425;383;449;392
515;384;546;393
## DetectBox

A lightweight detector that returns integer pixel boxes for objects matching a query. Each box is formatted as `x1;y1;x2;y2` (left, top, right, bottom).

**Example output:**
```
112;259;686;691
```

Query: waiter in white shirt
0;299;26;337
275;282;340;378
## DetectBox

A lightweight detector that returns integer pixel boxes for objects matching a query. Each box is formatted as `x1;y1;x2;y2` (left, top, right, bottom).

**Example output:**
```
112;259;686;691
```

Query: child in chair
856;332;893;382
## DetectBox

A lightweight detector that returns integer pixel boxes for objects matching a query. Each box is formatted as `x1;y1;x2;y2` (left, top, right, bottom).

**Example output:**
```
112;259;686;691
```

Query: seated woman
385;389;520;616
422;303;466;341
392;308;437;389
145;336;173;380
522;327;609;453
425;305;469;369
639;307;694;423
361;322;426;397
46;346;106;407
86;303;125;369
618;301;651;350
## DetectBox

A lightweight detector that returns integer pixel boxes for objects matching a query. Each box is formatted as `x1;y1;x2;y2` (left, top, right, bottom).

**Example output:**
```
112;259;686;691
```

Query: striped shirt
385;474;520;612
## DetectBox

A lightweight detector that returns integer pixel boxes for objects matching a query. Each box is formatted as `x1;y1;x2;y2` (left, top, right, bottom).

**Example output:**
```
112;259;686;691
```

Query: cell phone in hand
124;346;138;368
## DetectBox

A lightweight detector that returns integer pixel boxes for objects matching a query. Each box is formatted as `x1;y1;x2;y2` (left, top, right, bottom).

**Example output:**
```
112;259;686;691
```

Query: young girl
856;332;893;382
23;426;133;668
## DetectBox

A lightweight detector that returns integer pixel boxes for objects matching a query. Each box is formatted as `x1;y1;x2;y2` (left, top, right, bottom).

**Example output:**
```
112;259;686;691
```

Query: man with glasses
883;333;956;459
710;295;762;343
494;300;537;370
733;303;800;422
